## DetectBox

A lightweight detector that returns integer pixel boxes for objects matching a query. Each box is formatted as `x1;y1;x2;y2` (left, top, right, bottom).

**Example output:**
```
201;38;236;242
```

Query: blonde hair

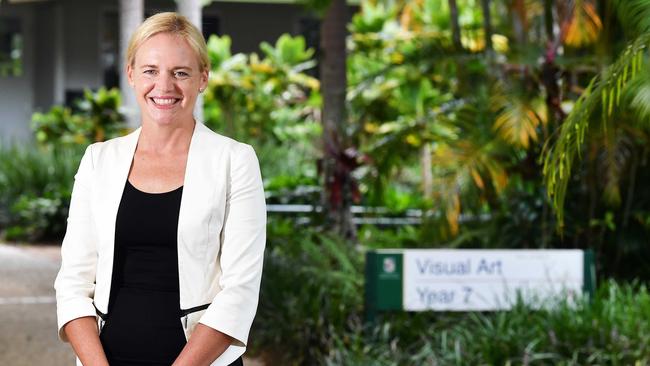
126;12;210;71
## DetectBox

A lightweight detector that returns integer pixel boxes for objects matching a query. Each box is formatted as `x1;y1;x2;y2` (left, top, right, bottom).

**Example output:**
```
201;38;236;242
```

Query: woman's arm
172;324;234;366
63;316;109;366
54;145;103;347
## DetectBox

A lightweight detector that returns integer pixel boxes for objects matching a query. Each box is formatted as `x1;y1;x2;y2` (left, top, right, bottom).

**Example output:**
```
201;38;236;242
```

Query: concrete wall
0;3;35;145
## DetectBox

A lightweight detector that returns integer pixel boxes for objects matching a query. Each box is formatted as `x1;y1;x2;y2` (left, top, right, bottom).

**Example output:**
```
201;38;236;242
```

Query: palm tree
448;0;462;50
319;0;356;239
481;0;493;53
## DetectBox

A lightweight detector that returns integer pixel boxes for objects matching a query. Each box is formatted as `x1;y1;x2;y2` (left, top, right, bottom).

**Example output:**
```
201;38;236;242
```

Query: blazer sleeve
198;143;267;347
54;144;98;342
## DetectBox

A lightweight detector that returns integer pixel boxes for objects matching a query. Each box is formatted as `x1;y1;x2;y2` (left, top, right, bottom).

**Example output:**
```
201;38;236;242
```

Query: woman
54;12;266;366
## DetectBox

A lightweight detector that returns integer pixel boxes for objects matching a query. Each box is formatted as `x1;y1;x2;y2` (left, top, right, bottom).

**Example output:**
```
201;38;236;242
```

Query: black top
100;180;186;365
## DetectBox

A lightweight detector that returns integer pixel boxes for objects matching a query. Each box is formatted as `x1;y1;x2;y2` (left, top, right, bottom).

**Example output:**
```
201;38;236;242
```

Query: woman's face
127;32;208;127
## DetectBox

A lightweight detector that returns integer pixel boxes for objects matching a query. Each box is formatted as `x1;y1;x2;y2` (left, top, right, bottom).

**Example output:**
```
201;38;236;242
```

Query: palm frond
596;126;635;206
491;82;547;149
623;66;650;125
431;102;508;235
432;138;507;235
542;34;650;228
562;0;602;47
612;0;650;37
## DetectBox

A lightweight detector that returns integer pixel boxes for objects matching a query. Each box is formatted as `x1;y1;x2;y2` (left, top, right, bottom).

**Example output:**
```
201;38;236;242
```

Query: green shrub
250;218;364;365
0;144;83;242
31;87;127;147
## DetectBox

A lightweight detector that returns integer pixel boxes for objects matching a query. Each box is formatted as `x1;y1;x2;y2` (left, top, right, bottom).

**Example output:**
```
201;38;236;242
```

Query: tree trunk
177;0;205;123
448;0;462;50
511;0;528;47
120;0;144;128
320;0;355;239
544;0;554;41
541;0;564;132
421;143;433;200
481;0;493;53
540;1;562;247
449;0;468;93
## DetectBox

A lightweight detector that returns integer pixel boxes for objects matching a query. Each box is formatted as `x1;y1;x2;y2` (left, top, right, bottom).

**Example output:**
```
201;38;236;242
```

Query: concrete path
0;243;72;365
0;243;263;366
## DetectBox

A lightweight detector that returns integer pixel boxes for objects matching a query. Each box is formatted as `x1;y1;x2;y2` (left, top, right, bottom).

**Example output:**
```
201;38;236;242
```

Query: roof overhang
5;0;54;3
211;0;359;5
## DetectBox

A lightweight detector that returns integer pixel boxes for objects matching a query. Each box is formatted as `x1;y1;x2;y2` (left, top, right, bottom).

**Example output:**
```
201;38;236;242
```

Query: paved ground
0;243;73;365
0;243;263;366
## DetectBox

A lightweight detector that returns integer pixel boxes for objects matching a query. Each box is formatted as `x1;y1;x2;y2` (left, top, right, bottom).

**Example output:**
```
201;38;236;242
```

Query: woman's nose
157;72;175;91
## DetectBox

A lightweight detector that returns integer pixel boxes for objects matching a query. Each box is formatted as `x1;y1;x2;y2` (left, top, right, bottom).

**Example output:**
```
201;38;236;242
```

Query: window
101;11;119;88
298;15;320;78
202;14;220;40
0;17;23;77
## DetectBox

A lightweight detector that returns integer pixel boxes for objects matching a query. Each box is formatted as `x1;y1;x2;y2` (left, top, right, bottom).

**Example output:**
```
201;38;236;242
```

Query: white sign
403;250;584;311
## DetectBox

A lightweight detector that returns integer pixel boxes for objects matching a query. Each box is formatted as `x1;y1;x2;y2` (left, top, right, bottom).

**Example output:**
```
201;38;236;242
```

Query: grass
326;280;650;365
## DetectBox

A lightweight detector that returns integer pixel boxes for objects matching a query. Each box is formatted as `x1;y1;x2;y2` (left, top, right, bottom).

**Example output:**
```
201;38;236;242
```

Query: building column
120;0;144;128
53;2;65;105
177;0;205;123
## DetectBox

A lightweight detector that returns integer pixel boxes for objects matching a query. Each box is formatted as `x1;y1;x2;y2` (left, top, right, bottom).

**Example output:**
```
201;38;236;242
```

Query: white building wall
0;3;35;145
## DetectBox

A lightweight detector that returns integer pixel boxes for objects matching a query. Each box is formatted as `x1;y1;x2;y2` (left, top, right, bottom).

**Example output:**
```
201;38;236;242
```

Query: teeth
152;98;178;105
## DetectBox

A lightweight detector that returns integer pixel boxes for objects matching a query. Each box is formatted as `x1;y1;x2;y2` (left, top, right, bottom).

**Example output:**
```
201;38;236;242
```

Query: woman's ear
200;69;209;92
126;64;135;88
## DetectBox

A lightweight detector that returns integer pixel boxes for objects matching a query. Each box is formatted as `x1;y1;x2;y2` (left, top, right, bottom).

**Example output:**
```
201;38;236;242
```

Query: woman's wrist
63;316;110;366
172;323;233;366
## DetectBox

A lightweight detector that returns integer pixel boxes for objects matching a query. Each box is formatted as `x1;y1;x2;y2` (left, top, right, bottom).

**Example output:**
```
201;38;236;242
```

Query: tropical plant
204;33;320;142
31;87;127;147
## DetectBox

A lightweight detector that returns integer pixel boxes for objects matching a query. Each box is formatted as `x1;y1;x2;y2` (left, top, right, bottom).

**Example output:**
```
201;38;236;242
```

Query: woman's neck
137;119;195;155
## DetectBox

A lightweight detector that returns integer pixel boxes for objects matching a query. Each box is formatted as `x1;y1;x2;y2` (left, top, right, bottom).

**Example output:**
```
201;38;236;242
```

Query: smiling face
127;32;208;127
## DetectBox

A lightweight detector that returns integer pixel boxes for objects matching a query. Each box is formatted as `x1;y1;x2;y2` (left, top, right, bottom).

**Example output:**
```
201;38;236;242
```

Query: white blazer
54;122;267;366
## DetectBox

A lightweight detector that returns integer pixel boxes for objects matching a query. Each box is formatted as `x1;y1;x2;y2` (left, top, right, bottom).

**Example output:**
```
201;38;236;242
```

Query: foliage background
2;0;650;364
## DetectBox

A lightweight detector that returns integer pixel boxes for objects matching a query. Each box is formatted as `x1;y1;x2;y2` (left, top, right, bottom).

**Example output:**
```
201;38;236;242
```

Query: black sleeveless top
99;180;186;365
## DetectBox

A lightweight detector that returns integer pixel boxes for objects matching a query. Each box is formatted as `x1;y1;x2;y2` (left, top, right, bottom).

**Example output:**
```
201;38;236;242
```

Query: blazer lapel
177;122;217;308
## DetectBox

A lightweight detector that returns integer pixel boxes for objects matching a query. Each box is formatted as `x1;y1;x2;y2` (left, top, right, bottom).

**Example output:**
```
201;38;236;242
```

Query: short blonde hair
126;12;210;71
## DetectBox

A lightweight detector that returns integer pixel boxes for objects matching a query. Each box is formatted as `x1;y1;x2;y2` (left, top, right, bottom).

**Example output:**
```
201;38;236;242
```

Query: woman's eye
175;71;189;77
143;69;156;75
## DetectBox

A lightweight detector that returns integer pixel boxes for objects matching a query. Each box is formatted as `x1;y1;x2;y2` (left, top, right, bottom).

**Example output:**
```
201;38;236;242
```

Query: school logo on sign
383;257;396;274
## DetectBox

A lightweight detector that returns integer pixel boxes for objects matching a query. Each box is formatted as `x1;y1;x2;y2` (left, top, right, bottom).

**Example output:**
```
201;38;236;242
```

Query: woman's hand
172;323;234;366
63;316;109;366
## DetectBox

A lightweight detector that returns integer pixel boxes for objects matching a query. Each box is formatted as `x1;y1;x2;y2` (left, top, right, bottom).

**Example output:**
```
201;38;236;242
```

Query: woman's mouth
149;97;181;107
